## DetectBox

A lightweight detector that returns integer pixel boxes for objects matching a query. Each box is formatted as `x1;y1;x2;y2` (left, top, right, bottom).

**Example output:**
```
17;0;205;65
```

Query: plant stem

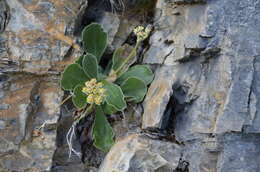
51;94;72;114
60;95;73;106
106;40;141;82
75;104;94;123
114;41;140;75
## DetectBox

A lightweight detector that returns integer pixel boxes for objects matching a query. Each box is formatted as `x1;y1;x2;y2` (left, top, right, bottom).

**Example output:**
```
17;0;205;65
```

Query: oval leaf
102;80;126;111
61;64;90;90
116;65;154;85
120;77;147;103
75;55;84;67
102;103;118;115
111;45;135;74
93;106;114;152
82;54;98;79
72;84;87;109
82;23;107;63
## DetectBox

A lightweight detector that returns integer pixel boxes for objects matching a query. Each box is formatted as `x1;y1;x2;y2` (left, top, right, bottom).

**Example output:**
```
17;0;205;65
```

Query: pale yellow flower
98;88;106;94
87;94;94;104
96;82;103;88
89;78;97;84
82;79;106;105
82;87;91;94
94;95;103;105
133;25;151;42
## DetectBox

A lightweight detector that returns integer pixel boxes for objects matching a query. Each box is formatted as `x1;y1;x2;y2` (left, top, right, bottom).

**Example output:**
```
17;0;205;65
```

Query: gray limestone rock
141;0;260;171
172;0;207;4
142;65;175;129
99;134;182;172
217;134;260;172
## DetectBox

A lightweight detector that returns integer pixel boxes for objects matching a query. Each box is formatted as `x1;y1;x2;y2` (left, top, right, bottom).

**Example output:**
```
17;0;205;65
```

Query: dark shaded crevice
73;0;108;36
141;94;182;144
160;82;198;143
122;0;157;23
242;55;257;132
0;0;10;33
78;114;106;167
162;47;174;64
0;73;8;82
22;81;41;142
51;99;83;171
247;55;256;113
175;157;189;172
99;51;114;72
200;47;221;63
176;49;205;63
73;0;127;36
52;97;106;170
73;0;157;36
171;0;206;5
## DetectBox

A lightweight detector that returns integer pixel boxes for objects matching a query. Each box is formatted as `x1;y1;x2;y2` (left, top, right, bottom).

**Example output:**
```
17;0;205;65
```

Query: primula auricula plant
60;23;154;154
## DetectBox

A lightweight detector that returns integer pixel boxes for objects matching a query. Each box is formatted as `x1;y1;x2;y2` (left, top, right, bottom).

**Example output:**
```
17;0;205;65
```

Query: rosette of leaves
60;23;154;152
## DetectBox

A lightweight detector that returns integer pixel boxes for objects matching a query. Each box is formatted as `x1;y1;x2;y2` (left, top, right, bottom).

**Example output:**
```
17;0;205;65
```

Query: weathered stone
0;74;63;171
52;164;85;172
172;0;206;4
18;82;63;171
99;12;120;49
0;0;83;170
184;35;207;50
0;0;9;33
143;30;174;64
142;65;175;129
52;105;87;171
5;0;82;74
99;134;182;172
0;152;34;172
112;18;141;49
141;0;260;171
241;54;260;133
0;75;39;145
182;139;219;172
144;0;260;141
0;120;5;130
0;137;18;155
143;0;174;64
217;134;260;172
0;104;9;110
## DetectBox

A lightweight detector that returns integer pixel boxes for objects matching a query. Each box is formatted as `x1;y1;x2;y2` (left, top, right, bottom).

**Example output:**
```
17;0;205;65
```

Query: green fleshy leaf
61;64;90;90
116;65;154;85
98;66;107;80
102;80;126;111
82;23;107;63
82;54;98;79
120;77;147;103
98;66;104;74
72;84;87;109
93;106;114;152
98;73;107;80
111;45;135;74
102;103;118;115
75;55;84;67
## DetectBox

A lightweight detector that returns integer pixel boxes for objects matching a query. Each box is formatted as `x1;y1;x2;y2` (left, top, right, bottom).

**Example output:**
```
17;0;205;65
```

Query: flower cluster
133;26;151;42
82;79;106;105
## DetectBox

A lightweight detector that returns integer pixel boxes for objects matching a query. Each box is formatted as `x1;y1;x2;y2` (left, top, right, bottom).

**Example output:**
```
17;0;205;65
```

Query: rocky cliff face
0;0;260;171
